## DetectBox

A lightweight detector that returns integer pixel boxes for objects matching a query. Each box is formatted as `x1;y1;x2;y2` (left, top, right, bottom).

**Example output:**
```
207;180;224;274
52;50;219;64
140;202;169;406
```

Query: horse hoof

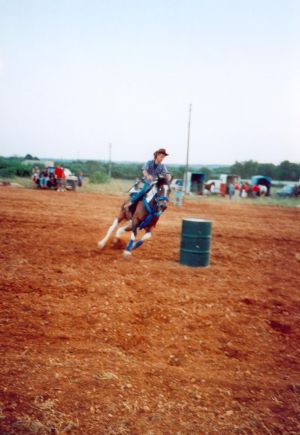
98;240;105;249
123;250;131;258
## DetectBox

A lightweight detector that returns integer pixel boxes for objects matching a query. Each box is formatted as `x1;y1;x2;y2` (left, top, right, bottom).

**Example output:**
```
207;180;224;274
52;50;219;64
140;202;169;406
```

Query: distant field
1;176;300;208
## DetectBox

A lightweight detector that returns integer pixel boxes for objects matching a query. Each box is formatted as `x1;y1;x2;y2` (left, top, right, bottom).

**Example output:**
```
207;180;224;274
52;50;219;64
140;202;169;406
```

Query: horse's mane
155;176;170;188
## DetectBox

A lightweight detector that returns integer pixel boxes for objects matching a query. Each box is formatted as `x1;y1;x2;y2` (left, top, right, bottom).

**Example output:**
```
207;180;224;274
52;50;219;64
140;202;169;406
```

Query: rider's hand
147;175;153;183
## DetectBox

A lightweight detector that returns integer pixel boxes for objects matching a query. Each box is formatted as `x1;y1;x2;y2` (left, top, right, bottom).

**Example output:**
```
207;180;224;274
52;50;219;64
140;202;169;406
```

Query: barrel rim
182;218;212;223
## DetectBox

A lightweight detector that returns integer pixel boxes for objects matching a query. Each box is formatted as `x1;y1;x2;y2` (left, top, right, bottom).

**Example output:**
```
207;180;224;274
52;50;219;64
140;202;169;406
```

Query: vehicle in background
251;175;272;196
203;179;220;194
33;166;78;191
219;174;241;196
276;184;300;198
171;173;206;195
170;178;184;190
170;173;206;195
62;168;78;191
185;172;205;195
173;173;241;196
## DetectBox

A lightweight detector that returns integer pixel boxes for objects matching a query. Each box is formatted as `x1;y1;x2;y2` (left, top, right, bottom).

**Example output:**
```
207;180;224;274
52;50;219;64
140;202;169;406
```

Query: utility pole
108;143;112;177
184;104;192;194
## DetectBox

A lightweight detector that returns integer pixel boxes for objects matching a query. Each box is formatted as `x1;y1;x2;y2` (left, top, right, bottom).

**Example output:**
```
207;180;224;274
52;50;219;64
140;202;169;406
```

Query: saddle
125;178;155;217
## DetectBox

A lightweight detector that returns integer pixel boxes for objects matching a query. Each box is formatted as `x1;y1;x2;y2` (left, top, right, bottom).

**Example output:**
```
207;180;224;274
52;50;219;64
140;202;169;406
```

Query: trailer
251;175;272;196
219;174;240;196
185;172;206;195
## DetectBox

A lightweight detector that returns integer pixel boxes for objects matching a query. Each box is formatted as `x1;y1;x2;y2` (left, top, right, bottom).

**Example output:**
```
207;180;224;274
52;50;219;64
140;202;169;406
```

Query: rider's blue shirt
143;160;169;179
130;160;169;204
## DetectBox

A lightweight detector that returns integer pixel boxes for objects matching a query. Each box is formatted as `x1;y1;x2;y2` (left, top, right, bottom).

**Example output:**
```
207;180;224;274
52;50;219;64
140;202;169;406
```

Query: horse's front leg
114;221;132;244
98;218;119;249
123;224;138;257
132;231;152;250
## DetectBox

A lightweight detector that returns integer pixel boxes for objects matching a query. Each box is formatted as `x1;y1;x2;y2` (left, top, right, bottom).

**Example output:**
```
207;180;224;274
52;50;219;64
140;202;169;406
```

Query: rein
138;192;169;230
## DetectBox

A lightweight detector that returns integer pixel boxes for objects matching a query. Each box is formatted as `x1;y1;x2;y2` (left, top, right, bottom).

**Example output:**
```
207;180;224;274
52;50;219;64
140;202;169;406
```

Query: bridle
156;182;170;212
139;180;170;229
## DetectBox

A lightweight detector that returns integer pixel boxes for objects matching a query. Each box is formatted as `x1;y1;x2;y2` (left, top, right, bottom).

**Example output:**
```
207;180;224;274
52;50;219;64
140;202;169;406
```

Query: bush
89;171;110;184
0;167;16;178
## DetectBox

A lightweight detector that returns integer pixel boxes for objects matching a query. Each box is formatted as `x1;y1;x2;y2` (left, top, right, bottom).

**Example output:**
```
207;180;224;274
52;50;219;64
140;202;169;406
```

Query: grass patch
79;178;132;196
0;176;34;189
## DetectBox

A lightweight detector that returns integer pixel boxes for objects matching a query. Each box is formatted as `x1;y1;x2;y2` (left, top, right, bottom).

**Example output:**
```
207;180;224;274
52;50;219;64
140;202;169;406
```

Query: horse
204;181;215;192
204;181;216;195
97;176;171;257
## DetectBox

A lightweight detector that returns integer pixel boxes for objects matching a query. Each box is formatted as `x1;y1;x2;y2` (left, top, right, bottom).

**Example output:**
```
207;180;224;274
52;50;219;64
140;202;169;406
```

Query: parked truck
32;166;78;191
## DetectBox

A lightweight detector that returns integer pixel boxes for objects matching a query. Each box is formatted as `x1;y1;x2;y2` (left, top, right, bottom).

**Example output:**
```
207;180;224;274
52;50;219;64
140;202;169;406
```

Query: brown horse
204;181;216;194
97;177;171;257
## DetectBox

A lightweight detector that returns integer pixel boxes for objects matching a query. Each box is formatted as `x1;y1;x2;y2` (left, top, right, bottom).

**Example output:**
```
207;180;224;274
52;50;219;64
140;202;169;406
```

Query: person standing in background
55;164;65;192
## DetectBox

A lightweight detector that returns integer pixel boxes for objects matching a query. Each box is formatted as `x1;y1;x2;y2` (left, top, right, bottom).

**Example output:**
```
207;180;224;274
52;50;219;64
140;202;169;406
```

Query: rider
125;148;171;212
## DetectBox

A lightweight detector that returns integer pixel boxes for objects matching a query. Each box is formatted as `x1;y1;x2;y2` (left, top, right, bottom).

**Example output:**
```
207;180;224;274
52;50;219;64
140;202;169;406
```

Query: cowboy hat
154;148;169;156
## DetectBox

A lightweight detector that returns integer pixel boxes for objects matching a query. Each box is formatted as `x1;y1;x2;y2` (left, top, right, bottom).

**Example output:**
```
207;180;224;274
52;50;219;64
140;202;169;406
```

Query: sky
0;0;299;165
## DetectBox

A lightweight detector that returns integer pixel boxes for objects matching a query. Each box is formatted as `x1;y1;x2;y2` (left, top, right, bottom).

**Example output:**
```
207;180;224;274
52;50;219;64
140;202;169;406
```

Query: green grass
79;178;133;195
0;176;34;189
186;192;300;208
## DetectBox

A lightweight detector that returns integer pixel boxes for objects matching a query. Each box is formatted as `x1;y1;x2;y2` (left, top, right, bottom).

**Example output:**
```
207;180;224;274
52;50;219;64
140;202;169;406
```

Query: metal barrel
179;218;212;267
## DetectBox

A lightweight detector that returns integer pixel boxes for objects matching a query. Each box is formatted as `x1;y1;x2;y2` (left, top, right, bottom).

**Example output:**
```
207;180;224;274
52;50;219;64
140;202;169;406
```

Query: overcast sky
0;0;299;165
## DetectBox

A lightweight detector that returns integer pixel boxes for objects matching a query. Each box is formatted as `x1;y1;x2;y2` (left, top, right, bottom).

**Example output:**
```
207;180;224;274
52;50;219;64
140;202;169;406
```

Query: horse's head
155;176;171;212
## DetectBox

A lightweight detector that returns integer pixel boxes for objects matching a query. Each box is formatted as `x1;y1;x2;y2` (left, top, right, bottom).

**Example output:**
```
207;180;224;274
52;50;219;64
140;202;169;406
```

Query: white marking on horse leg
163;185;168;197
98;218;118;249
123;250;132;258
141;232;152;242
115;225;127;240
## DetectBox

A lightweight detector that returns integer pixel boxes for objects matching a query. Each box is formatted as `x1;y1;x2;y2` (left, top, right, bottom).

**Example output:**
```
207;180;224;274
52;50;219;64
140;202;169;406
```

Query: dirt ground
0;187;299;434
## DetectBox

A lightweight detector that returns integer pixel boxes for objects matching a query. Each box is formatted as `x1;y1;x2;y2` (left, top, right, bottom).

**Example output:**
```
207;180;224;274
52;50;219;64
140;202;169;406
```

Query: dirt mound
0;188;299;434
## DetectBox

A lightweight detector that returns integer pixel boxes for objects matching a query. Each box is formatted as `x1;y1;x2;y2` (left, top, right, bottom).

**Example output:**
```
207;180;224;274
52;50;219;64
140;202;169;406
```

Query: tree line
0;155;299;182
230;160;300;181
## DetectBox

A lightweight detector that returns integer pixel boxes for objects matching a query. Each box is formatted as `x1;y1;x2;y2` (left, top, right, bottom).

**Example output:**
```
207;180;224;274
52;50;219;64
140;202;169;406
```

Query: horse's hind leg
98;218;119;249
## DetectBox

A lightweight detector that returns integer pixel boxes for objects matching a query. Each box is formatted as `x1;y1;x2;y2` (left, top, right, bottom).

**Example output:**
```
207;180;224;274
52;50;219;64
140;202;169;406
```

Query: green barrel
180;218;212;267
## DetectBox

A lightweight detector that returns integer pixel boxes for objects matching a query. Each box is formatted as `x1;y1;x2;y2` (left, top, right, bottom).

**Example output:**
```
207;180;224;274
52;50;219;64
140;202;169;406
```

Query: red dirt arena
0;187;299;434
